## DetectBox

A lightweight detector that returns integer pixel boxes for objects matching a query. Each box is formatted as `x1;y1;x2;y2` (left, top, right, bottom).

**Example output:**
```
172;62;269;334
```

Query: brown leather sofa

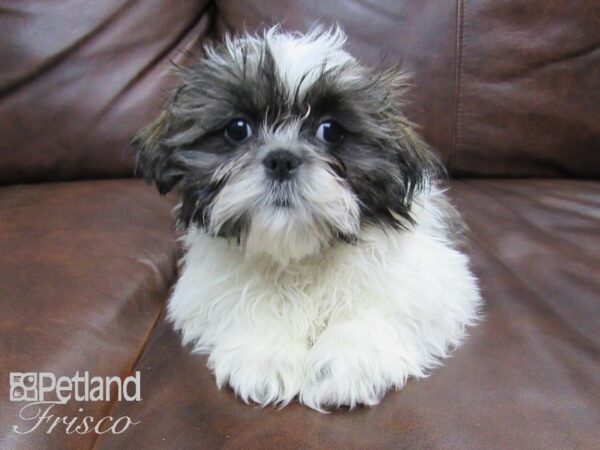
1;1;598;449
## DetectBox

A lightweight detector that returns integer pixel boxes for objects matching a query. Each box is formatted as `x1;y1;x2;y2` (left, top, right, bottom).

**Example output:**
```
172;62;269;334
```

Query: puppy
134;27;481;411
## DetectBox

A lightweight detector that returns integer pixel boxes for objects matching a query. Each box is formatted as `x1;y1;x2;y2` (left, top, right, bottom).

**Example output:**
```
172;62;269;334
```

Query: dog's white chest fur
167;187;481;411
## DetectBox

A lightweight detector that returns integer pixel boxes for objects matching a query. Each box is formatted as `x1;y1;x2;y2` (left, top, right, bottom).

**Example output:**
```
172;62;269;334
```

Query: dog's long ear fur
377;68;444;215
132;110;183;195
390;114;444;206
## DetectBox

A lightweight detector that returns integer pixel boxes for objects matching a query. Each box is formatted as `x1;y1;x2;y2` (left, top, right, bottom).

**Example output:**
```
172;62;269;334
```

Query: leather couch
1;1;598;449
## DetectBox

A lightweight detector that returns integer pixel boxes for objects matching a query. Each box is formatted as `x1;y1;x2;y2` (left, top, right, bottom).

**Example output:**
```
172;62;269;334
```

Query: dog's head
134;27;440;262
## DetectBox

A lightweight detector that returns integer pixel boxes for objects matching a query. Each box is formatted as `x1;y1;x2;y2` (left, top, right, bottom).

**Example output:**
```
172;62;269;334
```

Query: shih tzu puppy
134;27;481;411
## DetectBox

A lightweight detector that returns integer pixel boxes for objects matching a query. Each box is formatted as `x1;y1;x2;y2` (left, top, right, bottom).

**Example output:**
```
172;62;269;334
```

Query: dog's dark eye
316;121;344;144
225;119;253;143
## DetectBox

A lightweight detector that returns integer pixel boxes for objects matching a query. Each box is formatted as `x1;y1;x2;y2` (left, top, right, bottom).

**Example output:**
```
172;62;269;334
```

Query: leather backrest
1;0;598;182
0;0;213;184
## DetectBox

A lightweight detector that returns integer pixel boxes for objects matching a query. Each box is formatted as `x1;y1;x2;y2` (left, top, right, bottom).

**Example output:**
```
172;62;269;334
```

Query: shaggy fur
134;26;481;411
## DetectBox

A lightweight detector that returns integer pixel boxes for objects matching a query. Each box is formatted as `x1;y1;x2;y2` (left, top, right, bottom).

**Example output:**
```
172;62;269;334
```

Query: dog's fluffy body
135;27;481;411
170;189;479;410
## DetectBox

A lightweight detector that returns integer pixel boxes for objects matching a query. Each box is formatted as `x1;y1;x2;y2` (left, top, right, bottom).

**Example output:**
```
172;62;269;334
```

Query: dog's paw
300;357;386;412
208;341;307;407
299;320;410;412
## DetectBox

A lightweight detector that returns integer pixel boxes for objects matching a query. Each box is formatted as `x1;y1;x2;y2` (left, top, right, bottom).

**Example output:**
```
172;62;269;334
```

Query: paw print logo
10;373;38;402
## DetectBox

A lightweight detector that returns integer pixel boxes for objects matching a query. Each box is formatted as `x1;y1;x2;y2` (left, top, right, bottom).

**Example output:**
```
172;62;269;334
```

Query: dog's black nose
263;150;302;181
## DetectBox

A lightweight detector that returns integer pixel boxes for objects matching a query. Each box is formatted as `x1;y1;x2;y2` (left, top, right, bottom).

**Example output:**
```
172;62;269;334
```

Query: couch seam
88;263;176;450
450;0;466;172
211;0;235;38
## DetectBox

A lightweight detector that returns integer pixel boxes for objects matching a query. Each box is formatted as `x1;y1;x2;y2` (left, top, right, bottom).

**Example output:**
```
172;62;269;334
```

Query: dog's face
135;28;438;262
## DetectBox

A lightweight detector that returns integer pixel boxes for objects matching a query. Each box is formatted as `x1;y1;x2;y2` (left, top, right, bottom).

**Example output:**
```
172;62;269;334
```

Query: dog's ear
132;110;183;195
391;117;443;204
377;69;443;205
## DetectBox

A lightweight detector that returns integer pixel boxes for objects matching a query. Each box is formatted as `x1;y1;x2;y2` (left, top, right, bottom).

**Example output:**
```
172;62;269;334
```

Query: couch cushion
449;1;600;177
0;0;213;184
215;0;600;178
94;179;600;450
0;179;177;449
